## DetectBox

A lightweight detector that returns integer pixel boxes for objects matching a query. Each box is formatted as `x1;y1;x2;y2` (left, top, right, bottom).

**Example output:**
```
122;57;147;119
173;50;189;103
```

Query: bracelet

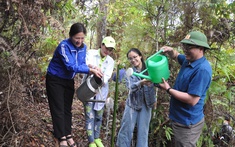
166;88;172;94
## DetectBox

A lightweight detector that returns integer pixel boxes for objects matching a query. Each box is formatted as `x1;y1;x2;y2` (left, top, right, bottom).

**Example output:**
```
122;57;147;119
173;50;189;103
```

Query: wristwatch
166;88;172;94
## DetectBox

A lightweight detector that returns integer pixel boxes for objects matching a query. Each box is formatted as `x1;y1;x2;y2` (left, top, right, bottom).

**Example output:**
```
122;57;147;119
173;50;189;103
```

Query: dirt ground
1;98;117;147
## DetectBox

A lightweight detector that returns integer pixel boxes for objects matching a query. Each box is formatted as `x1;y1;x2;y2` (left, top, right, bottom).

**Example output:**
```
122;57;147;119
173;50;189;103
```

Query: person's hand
160;46;174;53
96;67;102;73
89;68;103;79
88;64;103;78
88;64;101;72
94;69;103;79
158;78;171;90
141;79;152;86
159;46;179;60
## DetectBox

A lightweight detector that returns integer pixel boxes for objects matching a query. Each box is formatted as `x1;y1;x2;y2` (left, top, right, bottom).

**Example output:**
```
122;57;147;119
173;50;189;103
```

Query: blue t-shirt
169;54;212;126
112;68;126;82
47;39;89;79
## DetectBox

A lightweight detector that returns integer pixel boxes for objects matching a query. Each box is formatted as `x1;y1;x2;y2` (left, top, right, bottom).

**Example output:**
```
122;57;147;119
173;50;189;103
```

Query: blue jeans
116;103;152;147
84;102;104;142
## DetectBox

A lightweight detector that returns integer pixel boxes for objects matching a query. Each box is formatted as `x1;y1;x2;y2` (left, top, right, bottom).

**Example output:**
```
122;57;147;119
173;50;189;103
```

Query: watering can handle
147;49;164;61
138;50;163;77
139;68;148;74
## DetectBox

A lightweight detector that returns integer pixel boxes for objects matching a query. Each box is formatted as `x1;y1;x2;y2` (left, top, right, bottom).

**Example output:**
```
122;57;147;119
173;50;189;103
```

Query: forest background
0;0;235;147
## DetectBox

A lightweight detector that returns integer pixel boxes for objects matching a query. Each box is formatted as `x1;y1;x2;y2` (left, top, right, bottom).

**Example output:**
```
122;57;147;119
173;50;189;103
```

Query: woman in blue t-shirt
46;22;103;147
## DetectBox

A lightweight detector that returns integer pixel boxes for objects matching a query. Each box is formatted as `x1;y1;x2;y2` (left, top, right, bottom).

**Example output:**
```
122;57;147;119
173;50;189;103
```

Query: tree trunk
96;0;109;49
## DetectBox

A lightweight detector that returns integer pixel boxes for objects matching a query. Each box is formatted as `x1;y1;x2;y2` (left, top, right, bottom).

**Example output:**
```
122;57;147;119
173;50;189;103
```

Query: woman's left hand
141;79;152;86
89;68;103;78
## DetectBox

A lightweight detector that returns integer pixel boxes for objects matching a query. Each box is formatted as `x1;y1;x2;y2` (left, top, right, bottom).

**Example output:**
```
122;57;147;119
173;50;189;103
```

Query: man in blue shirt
159;31;212;147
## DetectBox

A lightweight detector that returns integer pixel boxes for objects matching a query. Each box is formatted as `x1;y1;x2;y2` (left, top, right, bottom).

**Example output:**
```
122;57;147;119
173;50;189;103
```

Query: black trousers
46;74;75;139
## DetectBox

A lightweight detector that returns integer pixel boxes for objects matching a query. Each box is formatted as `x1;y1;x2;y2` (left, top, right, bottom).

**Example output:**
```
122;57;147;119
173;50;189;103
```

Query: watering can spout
126;68;150;79
132;72;151;80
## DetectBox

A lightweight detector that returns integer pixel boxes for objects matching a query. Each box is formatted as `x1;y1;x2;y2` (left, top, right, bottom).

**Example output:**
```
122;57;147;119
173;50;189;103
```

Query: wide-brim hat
180;31;210;49
102;36;116;49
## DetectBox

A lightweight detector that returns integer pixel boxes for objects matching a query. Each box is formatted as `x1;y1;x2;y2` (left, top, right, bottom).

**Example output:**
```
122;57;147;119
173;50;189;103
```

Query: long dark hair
126;48;148;75
69;22;87;37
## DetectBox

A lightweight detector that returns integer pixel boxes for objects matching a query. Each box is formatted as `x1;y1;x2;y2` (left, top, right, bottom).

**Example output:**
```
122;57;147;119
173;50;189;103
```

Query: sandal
66;135;77;147
58;137;69;147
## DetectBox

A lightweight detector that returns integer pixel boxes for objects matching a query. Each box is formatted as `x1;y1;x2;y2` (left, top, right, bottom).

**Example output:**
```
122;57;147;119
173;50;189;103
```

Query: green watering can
126;49;170;84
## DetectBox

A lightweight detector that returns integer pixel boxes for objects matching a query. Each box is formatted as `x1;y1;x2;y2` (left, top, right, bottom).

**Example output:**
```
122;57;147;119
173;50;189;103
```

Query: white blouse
84;49;114;110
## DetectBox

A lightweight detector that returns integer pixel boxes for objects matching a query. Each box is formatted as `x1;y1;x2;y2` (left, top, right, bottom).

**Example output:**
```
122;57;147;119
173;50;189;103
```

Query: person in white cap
82;36;116;147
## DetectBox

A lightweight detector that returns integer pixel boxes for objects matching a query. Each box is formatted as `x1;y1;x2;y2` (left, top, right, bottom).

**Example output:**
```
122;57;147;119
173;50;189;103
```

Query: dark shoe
59;138;69;147
66;135;77;147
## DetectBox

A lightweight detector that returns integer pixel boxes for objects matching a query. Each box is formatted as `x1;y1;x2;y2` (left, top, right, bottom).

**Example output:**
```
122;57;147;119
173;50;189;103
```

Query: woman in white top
83;36;115;147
